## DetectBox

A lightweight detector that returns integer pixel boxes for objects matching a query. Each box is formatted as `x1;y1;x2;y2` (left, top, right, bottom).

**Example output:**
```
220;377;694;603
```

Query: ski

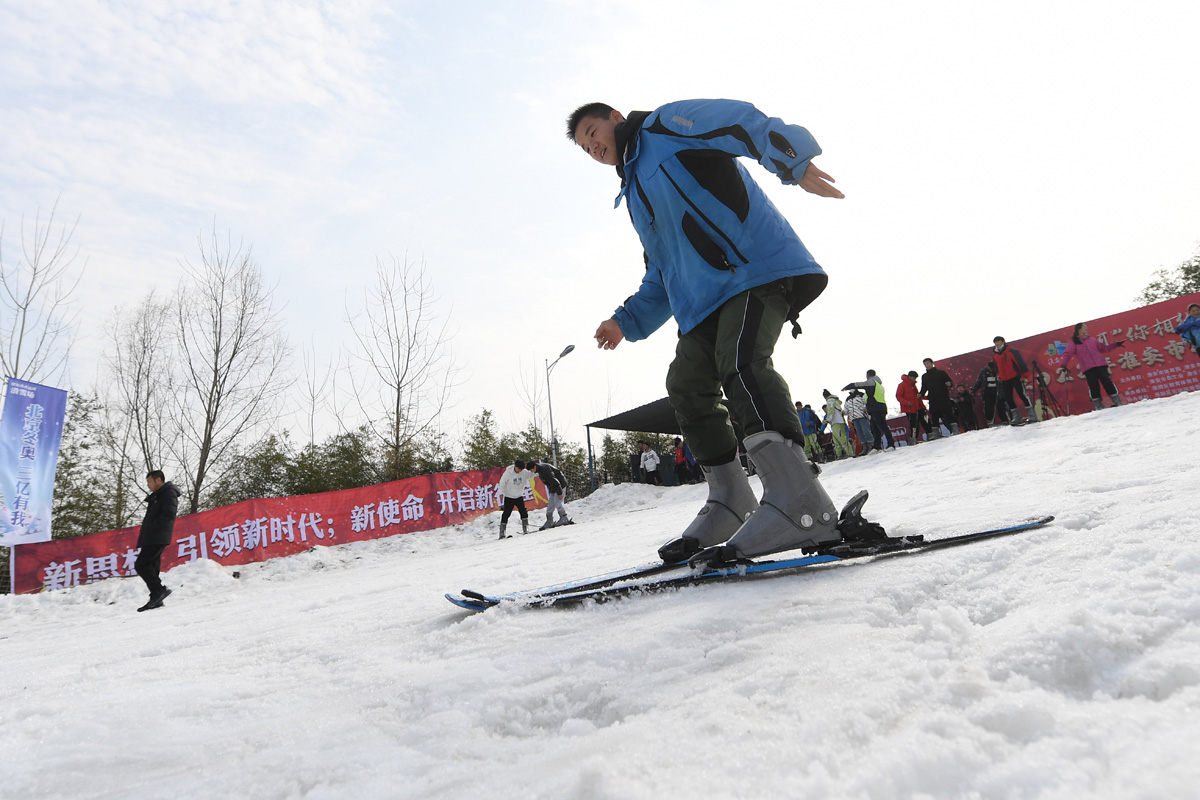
445;558;690;609
445;515;1055;612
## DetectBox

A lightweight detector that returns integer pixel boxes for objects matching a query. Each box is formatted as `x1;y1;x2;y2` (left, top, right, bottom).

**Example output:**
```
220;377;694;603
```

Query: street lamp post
546;344;575;466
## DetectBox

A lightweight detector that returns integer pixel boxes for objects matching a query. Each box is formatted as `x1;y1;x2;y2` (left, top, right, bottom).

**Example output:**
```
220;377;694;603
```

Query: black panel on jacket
676;150;750;223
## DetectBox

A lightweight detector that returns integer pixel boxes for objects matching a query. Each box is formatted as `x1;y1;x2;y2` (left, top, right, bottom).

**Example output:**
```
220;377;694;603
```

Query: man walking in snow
496;460;535;539
135;470;180;612
920;358;957;437
570;98;861;565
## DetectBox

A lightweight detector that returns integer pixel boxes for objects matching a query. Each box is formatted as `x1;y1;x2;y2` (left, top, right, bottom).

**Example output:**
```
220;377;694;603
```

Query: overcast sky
3;1;1199;461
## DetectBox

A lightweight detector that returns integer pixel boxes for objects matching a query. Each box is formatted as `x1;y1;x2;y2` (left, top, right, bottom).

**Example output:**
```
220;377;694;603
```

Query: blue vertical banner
0;378;69;546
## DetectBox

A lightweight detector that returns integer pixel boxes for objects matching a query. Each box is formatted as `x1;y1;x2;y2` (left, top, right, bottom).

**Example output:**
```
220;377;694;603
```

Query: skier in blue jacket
1178;303;1200;353
569;99;865;565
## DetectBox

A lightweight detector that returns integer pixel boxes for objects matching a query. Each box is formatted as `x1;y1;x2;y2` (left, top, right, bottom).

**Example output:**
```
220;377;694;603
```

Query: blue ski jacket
1178;315;1200;349
798;407;823;436
609;99;828;341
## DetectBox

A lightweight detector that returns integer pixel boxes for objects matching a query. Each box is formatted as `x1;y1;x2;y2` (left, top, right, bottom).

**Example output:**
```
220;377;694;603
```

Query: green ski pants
665;281;802;465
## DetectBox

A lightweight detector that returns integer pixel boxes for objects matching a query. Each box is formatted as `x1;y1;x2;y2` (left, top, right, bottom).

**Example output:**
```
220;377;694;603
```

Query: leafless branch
344;255;459;480
172;226;292;512
0;198;85;383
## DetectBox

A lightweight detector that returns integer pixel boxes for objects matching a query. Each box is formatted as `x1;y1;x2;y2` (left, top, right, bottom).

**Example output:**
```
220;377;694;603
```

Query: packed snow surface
4;393;1200;800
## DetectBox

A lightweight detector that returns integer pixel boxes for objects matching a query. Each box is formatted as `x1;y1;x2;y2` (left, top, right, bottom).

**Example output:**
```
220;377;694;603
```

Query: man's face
923;360;934;370
573;110;624;165
146;475;164;492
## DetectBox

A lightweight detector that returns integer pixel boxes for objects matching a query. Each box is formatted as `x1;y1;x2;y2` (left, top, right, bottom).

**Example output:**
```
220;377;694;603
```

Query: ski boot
540;516;556;530
657;459;759;563
498;523;509;540
520;518;530;535
690;431;840;567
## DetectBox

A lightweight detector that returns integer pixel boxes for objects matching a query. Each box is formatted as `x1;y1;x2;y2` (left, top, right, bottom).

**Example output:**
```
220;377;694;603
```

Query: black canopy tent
586;397;679;489
588;397;681;436
584;396;741;488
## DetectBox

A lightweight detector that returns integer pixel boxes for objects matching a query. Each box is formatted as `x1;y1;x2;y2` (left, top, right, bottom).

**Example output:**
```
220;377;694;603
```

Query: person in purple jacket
1057;322;1125;410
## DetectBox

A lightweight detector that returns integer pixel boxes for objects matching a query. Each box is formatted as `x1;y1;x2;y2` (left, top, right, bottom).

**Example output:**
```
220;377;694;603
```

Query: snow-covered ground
4;392;1200;800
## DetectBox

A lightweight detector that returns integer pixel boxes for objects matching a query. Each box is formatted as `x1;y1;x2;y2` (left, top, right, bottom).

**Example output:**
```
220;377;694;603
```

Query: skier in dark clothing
919;358;957;437
135;470;180;612
954;385;979;431
972;361;1008;426
527;456;572;529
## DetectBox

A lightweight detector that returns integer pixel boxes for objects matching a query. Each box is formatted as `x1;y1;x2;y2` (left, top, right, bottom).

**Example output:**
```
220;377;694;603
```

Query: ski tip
461;589;501;606
445;593;490;612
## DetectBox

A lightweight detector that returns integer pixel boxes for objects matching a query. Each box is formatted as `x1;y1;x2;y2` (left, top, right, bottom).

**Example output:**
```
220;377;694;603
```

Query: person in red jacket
896;371;931;445
991;336;1033;424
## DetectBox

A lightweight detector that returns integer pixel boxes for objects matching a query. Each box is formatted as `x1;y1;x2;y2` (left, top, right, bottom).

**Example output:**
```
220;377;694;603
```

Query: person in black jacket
972;362;1008;427
527;457;573;529
919;358;956;437
136;470;181;612
954;384;979;431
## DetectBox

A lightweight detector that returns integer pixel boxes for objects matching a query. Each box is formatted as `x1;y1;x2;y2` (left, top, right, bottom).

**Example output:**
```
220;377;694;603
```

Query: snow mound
3;392;1200;799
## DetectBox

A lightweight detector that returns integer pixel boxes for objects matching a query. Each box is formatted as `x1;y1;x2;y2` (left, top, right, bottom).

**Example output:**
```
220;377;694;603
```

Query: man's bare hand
798;162;844;199
595;319;624;350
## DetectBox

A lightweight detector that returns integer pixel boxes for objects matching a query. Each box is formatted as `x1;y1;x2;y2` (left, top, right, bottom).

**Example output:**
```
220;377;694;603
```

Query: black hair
907;370;918;379
514;459;525;469
1072;322;1086;345
923;357;934;364
1189;303;1200;312
866;369;876;378
993;336;1005;344
566;102;616;141
146;469;165;482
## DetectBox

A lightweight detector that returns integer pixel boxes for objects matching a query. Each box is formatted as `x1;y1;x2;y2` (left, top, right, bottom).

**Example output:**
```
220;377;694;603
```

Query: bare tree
0;200;84;383
345;255;458;481
298;339;336;447
105;292;177;473
515;357;545;433
173;228;291;513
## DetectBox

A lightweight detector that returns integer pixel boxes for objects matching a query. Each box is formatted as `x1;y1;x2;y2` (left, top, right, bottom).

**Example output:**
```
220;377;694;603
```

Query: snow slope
4;392;1200;800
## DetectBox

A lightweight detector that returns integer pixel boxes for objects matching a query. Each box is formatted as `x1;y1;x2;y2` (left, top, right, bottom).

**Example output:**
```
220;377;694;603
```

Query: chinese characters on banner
12;465;548;594
936;293;1200;418
0;378;69;547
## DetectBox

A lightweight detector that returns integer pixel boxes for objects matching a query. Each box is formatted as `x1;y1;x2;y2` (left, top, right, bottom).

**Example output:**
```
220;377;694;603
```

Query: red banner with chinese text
12;467;548;594
934;293;1200;418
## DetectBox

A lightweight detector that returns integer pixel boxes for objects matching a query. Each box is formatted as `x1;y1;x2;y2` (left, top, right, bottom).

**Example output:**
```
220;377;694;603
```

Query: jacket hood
148;481;182;501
